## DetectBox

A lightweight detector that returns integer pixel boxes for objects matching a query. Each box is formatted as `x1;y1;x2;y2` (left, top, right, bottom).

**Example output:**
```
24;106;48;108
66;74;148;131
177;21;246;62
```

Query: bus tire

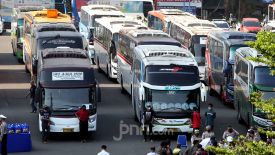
120;76;126;94
97;58;102;73
107;64;111;80
133;101;139;122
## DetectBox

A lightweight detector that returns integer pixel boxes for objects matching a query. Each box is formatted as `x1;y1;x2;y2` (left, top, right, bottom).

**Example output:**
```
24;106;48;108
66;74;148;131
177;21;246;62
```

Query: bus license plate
167;128;178;133
63;128;74;132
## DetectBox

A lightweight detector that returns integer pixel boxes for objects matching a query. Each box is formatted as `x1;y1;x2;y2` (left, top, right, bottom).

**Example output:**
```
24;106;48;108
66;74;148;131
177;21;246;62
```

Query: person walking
97;145;110;155
204;103;216;129
75;105;90;143
147;146;159;155
142;105;154;142
29;80;37;113
222;125;239;140
40;106;51;143
0;115;8;155
191;107;200;131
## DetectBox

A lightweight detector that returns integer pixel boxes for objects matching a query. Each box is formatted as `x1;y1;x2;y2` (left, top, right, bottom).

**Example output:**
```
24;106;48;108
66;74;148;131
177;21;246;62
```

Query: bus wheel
133;101;139;122
97;58;102;73
120;76;126;94
107;64;111;79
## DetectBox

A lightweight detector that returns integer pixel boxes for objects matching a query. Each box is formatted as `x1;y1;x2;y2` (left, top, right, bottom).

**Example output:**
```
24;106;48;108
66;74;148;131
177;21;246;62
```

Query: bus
36;48;101;133
147;9;197;33
234;47;274;128
89;0;154;19
11;6;44;63
94;17;146;79
23;9;72;73
117;29;182;95
169;19;221;81
79;5;125;64
205;31;256;104
132;45;204;133
23;23;83;77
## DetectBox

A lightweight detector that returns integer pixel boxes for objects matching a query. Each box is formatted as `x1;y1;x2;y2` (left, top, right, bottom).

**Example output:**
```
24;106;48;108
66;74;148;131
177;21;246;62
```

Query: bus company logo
160;67;183;72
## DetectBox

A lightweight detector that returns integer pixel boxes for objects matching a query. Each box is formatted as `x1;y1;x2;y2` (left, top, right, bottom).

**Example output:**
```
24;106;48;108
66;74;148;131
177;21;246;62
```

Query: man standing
0;115;8;155
40;106;51;143
97;145;110;155
204;103;216;129
75;105;90;143
29;80;37;113
147;146;159;155
142;105;154;142
191;107;201;131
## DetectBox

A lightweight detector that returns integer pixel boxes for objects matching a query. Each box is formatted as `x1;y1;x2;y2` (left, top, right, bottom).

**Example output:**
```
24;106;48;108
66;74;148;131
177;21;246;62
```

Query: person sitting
222;125;239;140
201;125;215;140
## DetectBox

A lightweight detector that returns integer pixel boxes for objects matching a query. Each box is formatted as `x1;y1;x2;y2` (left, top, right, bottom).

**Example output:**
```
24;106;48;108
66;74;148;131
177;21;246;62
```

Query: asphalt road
0;34;248;155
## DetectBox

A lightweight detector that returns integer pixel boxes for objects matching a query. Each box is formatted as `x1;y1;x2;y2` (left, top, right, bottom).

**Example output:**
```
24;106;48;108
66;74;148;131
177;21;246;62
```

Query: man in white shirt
97;145;110;155
147;147;159;155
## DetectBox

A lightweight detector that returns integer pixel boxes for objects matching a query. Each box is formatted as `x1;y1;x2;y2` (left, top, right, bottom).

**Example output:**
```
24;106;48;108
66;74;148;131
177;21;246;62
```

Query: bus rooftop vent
42;51;88;59
148;52;189;57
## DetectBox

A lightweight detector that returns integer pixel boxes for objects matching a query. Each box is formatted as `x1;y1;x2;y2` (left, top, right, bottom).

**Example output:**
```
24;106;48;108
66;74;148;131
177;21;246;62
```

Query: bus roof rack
42;49;88;59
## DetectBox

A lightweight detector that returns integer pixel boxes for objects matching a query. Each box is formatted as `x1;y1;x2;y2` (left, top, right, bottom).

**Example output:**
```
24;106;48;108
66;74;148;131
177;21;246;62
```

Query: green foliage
247;31;275;75
206;136;275;155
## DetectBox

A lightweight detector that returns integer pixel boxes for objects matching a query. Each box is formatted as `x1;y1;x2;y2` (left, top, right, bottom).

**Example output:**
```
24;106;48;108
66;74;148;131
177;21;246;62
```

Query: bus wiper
42;34;61;45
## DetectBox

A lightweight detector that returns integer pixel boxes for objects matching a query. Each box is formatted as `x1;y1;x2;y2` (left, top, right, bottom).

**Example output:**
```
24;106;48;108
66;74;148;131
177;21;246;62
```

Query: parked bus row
11;8;101;135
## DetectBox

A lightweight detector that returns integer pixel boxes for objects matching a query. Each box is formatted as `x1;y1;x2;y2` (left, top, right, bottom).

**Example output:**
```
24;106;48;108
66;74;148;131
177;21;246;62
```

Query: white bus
132;45;205;133
94;17;147;79
79;5;125;63
169;18;221;81
117;29;182;94
89;0;154;19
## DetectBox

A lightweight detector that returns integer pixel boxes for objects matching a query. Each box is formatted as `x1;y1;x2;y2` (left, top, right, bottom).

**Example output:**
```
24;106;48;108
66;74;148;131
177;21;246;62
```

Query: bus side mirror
96;83;101;103
32;57;38;75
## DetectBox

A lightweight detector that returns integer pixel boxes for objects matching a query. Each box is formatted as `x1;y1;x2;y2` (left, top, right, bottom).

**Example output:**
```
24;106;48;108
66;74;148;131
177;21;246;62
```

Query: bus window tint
191;35;207;66
44;88;89;110
229;45;247;64
143;2;153;17
123;1;143;13
38;37;83;49
17;19;24;26
254;67;275;87
144;65;200;86
145;89;199;112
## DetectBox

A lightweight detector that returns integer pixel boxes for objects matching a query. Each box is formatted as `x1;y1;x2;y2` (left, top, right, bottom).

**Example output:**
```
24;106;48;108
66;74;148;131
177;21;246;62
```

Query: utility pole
238;0;241;20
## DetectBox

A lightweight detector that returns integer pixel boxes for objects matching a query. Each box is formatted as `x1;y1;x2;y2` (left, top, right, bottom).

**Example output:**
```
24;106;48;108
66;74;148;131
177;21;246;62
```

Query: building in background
154;0;202;16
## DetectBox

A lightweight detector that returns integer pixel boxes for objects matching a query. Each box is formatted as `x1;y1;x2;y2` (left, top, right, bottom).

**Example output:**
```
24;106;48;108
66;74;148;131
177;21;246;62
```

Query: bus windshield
122;1;153;17
254;67;275;87
144;65;200;86
38;37;83;50
145;89;199;112
229;45;247;64
191;35;207;66
43;88;90;110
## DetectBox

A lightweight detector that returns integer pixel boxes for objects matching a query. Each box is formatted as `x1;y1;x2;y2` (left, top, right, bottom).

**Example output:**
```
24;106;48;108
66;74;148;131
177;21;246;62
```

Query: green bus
234;47;275;129
11;6;44;62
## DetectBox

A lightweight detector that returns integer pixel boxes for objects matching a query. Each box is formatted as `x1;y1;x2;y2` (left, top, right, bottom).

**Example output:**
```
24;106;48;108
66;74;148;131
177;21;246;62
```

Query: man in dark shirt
40;106;51;143
75;105;90;143
142;105;154;142
29;81;37;113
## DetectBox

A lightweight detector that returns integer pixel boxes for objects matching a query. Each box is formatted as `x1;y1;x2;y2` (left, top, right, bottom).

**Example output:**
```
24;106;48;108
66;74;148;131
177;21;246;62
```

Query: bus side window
240;61;248;84
235;56;241;75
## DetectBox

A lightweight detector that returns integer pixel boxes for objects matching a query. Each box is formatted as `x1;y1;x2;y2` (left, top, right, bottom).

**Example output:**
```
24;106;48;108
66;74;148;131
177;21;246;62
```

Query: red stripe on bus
117;53;132;65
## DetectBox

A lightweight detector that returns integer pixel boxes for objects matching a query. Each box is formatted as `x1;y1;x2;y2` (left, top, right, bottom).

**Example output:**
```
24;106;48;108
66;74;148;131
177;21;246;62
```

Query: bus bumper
152;118;193;133
49;114;97;132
